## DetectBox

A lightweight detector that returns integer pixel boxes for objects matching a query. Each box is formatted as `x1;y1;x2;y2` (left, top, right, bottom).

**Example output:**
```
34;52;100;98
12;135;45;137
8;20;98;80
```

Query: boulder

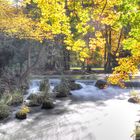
15;106;30;120
68;82;82;90
42;99;55;109
28;100;40;107
95;80;108;89
54;83;70;98
128;97;139;104
27;94;47;107
61;78;82;90
15;112;27;120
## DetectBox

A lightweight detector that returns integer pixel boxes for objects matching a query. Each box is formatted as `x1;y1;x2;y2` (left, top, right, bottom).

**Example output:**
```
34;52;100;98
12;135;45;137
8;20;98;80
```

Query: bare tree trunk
19;45;43;87
27;45;31;78
104;26;112;73
63;47;70;70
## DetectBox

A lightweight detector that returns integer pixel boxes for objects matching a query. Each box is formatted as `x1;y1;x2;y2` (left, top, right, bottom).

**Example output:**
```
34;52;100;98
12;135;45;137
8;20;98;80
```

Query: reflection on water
0;79;140;140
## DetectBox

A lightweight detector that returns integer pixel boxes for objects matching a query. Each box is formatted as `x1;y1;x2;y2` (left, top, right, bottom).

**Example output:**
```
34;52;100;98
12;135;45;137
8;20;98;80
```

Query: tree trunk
27;45;31;78
63;47;70;70
104;26;112;73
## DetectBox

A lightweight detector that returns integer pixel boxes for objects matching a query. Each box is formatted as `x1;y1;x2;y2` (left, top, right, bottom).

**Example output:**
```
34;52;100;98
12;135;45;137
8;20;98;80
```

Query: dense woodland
1;1;140;139
0;0;140;97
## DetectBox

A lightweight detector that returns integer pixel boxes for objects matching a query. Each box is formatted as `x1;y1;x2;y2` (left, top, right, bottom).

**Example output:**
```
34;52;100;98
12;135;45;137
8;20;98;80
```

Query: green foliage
27;94;45;106
0;94;12;105
0;103;10;120
42;98;54;109
54;80;70;98
39;79;50;93
130;89;139;98
9;91;23;106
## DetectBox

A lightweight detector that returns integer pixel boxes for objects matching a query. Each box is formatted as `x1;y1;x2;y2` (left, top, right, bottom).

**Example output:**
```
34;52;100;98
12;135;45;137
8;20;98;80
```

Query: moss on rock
54;83;70;98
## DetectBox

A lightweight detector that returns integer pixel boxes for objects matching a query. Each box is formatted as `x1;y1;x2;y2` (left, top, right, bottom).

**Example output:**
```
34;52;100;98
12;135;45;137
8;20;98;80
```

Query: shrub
130;90;139;97
0;103;10;120
0;94;12;105
27;94;47;107
27;94;38;100
15;106;30;120
9;91;23;106
42;99;54;109
128;90;140;104
54;83;70;98
39;78;50;92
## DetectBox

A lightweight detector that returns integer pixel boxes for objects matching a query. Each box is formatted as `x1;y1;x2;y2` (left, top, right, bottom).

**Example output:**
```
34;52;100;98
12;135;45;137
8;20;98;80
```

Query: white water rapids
0;79;140;140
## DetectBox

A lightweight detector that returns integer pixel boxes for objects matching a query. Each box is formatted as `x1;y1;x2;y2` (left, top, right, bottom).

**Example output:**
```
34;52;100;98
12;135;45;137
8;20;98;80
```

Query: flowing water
0;79;140;140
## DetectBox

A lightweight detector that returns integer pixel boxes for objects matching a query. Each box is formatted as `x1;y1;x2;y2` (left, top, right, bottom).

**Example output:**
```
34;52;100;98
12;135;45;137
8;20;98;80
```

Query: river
0;79;140;140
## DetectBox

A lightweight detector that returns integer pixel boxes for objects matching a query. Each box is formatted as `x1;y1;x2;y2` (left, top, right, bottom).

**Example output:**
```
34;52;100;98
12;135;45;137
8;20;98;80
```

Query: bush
61;78;82;90
39;78;50;92
0;103;10;120
15;106;30;120
42;99;54;109
0;94;12;105
9;91;23;106
54;83;70;98
27;94;38;100
27;94;47;107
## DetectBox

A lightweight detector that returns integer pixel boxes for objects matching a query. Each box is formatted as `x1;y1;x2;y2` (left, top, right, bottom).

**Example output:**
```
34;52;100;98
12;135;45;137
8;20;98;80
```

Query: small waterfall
24;79;41;100
1;78;140;140
25;79;140;101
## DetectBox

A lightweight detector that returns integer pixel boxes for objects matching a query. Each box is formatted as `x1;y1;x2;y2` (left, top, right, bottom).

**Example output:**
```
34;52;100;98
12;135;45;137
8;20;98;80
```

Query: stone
42;99;55;109
61;78;82;90
95;80;108;89
15;112;27;120
54;83;70;98
128;97;139;104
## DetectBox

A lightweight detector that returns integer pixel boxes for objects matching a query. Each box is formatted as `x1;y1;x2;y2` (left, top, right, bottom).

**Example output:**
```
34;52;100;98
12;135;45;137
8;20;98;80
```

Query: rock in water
61;78;82;90
54;83;70;98
95;80;108;89
42;99;54;109
128;97;139;104
15;112;27;120
68;81;82;90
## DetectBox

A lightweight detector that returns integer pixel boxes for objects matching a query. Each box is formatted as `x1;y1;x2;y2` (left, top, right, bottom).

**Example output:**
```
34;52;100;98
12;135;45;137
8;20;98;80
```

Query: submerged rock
95;80;108;89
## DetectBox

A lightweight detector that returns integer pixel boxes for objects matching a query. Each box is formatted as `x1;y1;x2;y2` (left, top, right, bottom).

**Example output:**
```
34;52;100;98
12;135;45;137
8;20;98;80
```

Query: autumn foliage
0;0;140;86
